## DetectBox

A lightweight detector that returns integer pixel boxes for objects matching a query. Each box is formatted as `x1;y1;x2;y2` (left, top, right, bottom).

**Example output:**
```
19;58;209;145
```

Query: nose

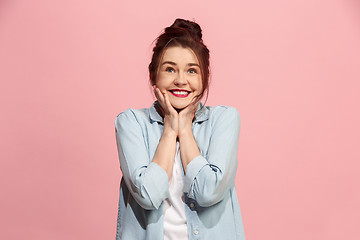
174;72;187;86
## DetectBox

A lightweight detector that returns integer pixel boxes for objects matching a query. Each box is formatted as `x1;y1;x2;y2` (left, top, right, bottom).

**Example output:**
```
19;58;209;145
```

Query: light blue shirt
115;101;246;240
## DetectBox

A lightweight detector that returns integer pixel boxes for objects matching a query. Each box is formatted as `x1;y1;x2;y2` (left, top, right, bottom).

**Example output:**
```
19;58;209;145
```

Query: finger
154;87;165;104
163;92;171;108
154;88;169;115
163;92;177;114
180;98;200;116
153;86;159;99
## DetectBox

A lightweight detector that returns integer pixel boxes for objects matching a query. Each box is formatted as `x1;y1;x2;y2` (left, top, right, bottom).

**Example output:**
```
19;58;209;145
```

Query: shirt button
194;230;199;235
190;203;194;208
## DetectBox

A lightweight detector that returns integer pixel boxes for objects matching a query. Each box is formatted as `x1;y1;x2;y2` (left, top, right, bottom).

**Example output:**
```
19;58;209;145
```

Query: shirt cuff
183;155;208;195
144;162;170;209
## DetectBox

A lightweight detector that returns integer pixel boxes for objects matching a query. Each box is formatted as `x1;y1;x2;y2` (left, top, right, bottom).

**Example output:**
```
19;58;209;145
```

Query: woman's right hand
153;87;179;137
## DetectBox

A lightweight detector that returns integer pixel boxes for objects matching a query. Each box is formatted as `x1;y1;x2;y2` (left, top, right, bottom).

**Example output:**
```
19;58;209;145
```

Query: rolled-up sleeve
183;107;241;207
115;110;169;210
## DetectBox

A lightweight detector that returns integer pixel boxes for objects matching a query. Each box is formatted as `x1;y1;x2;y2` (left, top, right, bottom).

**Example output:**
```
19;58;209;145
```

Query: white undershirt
163;142;188;240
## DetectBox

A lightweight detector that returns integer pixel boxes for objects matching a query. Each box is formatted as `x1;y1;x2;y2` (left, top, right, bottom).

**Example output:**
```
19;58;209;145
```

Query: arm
115;88;178;210
177;99;202;171
178;129;201;171
182;107;241;207
151;128;177;180
151;88;178;180
115;110;171;210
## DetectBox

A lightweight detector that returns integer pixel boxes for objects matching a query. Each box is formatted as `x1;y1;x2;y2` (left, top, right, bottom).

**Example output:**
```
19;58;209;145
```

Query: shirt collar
149;101;209;124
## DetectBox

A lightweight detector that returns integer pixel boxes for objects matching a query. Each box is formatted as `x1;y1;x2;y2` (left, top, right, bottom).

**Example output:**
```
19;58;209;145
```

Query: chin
170;98;199;111
172;105;186;110
170;102;187;110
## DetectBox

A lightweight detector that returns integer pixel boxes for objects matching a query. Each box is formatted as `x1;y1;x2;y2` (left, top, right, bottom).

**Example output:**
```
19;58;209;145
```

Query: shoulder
200;105;241;137
115;107;151;130
208;105;240;116
207;105;240;123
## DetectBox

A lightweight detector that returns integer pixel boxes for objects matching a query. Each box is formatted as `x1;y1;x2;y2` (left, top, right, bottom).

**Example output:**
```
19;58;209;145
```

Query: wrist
178;127;193;139
162;126;178;139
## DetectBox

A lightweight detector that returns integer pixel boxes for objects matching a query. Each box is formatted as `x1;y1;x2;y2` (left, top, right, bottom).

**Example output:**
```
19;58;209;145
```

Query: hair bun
169;18;202;40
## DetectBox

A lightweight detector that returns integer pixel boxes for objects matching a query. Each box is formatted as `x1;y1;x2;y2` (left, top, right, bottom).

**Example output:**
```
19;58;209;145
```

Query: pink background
1;0;359;239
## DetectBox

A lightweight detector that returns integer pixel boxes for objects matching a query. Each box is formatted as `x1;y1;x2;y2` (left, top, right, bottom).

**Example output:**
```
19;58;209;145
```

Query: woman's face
156;46;203;110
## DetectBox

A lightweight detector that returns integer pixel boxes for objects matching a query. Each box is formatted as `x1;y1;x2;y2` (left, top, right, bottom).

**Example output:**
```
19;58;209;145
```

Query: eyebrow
188;63;200;67
161;61;200;67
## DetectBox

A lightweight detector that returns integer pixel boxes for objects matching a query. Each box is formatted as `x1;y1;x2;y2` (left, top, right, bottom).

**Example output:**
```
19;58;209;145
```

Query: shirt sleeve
183;106;241;207
115;110;169;210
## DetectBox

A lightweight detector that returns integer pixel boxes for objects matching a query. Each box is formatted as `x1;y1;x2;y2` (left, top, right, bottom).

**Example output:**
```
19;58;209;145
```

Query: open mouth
169;89;191;98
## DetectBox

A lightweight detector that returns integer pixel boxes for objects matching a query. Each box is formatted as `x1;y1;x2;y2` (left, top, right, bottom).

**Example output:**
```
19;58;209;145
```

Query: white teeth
173;91;189;95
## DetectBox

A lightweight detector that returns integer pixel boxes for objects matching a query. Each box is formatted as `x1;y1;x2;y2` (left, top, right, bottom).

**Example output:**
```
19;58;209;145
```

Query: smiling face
155;46;203;110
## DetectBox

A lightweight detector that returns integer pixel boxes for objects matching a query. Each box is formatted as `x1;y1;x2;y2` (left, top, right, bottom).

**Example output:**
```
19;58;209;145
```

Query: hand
178;97;200;138
153;86;179;137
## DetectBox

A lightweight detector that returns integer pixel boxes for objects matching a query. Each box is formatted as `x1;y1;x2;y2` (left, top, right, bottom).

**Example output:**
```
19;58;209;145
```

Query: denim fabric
115;101;245;240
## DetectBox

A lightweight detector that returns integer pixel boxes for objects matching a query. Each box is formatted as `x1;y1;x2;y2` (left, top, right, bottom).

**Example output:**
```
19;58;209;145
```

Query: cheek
155;75;166;88
196;77;203;91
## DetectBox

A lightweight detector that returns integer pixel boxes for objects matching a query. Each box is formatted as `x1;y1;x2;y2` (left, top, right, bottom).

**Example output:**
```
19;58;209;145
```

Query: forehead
161;46;199;65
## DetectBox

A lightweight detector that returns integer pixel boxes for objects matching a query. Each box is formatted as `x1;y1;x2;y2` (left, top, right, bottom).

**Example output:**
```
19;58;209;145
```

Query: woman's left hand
178;98;200;138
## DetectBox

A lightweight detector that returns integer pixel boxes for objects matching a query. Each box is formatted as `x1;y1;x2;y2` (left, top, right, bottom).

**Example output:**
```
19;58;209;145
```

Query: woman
115;19;245;240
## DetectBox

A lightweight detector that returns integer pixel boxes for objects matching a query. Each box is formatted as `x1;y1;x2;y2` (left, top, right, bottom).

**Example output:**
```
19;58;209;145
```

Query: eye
188;68;198;74
165;67;175;73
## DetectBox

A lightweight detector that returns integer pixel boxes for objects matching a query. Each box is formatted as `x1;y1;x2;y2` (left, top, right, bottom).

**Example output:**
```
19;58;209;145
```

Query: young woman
115;19;245;240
